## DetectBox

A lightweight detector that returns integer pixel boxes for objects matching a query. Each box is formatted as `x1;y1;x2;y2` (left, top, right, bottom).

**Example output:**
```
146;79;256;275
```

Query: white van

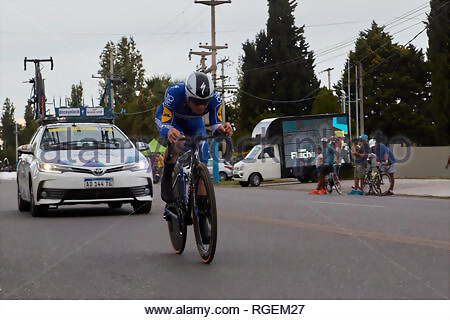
233;114;351;187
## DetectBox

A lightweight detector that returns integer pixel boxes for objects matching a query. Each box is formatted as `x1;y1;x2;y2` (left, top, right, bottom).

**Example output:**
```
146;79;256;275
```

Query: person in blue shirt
369;138;396;196
155;72;233;242
321;138;335;176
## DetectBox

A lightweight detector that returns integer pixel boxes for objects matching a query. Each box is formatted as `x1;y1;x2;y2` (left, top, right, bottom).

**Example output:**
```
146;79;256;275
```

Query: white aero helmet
369;138;376;148
185;72;214;101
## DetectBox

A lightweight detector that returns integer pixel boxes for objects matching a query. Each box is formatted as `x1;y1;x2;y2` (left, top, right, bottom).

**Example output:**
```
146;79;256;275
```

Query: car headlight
39;162;63;173
126;159;149;171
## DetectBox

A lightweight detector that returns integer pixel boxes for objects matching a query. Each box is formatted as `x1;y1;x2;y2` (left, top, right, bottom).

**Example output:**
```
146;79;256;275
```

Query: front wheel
249;173;262;187
377;172;392;196
132;201;151;213
17;184;30;212
29;183;48;217
192;163;217;264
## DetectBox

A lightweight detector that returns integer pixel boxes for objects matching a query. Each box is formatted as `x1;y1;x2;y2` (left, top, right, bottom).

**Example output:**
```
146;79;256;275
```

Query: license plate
84;178;113;188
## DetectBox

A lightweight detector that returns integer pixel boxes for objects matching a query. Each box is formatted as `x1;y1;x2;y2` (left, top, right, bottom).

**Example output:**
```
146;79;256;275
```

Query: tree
98;36;145;108
335;22;432;145
1;98;16;150
20;103;38;144
311;87;341;115
0;98;16;165
114;75;176;140
237;0;320;136
69;81;83;107
427;0;449;145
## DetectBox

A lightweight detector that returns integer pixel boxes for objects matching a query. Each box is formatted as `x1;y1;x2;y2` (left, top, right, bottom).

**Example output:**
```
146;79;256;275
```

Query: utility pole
358;62;364;135
189;47;212;72
321;67;334;90
355;64;359;137
195;0;231;86
15;122;18;166
347;62;351;139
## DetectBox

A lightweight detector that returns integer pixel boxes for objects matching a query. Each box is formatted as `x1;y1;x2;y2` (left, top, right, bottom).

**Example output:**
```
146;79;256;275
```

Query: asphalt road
0;178;449;299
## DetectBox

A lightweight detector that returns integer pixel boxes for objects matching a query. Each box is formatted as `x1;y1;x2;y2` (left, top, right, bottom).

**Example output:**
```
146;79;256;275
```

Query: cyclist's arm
155;103;176;141
208;92;227;136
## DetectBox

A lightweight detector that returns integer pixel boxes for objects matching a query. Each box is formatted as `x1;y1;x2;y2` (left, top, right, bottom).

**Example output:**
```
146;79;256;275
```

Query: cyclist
369;138;396;196
155;71;233;242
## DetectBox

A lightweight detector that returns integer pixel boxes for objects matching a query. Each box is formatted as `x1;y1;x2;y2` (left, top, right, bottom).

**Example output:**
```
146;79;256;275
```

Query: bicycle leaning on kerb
361;154;392;196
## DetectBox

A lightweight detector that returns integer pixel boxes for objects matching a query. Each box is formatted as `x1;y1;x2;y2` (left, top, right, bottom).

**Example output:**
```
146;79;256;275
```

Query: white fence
392;145;450;178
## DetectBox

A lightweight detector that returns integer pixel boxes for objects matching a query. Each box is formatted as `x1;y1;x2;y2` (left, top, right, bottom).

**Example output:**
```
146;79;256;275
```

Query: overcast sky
0;0;430;122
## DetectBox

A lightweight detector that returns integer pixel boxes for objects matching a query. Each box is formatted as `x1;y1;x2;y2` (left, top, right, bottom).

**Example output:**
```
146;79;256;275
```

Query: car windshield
40;125;133;150
244;146;261;160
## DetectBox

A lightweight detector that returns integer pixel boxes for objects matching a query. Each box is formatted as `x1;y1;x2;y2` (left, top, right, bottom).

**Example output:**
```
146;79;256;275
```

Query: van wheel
249;173;262;187
239;181;249;187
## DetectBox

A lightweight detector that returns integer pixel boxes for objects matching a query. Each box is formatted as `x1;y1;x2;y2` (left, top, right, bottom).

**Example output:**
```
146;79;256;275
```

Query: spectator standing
349;134;369;195
370;139;396;195
309;146;326;194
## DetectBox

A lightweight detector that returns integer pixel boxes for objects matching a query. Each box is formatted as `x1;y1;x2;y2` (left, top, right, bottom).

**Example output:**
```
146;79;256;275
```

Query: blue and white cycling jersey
155;83;224;163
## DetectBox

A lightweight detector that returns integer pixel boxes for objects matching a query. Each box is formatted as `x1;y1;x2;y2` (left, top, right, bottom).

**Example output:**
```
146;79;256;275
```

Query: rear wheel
167;166;187;255
192;163;217;264
219;172;227;181
362;175;371;196
325;175;333;194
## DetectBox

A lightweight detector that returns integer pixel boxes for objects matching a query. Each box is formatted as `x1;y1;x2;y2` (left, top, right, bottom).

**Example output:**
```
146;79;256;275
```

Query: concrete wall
391;145;450;178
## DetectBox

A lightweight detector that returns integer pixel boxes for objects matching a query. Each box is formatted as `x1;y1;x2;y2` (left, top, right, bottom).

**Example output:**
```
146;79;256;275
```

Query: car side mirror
136;142;149;152
17;144;33;155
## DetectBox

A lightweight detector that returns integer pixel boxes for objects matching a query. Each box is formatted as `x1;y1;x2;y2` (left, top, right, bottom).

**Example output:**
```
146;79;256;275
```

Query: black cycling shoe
197;196;211;244
161;163;175;203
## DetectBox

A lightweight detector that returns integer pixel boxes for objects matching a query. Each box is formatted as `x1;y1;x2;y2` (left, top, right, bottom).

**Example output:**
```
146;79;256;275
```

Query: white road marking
311;201;385;208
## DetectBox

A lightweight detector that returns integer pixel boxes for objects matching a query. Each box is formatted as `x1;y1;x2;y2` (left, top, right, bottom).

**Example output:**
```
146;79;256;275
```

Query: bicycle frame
24;57;54;122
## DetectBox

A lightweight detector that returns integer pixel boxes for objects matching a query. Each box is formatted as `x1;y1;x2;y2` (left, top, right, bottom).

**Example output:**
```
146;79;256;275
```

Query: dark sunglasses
189;97;211;106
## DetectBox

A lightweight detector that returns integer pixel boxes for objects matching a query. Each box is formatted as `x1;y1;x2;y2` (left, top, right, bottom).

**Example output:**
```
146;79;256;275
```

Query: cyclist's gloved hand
217;122;233;137
168;128;184;143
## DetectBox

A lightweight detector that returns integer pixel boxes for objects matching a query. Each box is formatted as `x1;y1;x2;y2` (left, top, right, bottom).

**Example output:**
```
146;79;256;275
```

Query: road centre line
310;201;385;208
220;211;450;251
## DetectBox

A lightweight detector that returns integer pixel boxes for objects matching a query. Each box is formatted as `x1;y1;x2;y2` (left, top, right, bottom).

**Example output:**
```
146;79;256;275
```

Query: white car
207;159;233;181
16;122;153;216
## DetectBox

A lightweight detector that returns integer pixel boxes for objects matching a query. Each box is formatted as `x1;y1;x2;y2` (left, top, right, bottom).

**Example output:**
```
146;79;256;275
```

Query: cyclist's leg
184;119;211;243
161;124;185;203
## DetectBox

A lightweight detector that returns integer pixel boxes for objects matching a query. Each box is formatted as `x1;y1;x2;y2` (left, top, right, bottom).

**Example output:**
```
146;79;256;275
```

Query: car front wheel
17;184;30;212
30;183;48;217
132;201;152;214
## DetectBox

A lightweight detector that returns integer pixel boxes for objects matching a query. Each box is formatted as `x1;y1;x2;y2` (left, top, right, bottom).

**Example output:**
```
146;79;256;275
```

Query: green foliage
114;75;175;141
311;87;341;115
335;22;432;145
98;36;145;107
1;98;16;150
20;103;38;145
236;0;319;136
69;81;84;107
427;0;449;145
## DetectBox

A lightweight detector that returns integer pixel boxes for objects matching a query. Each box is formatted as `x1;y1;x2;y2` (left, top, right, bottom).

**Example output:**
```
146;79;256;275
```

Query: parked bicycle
362;156;392;196
164;135;232;264
324;167;342;194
